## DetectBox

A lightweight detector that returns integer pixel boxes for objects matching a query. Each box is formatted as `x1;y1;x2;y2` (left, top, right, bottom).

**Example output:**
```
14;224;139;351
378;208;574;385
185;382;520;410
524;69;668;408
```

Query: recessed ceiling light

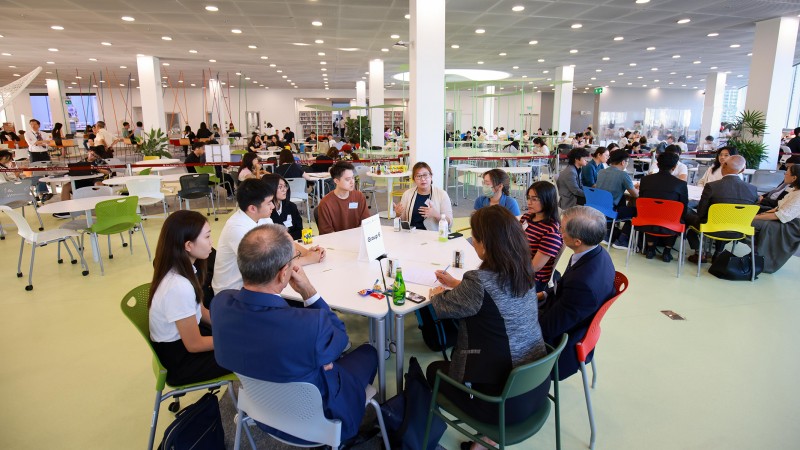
248;45;257;49
725;70;732;74
570;49;579;53
529;40;539;46
571;24;582;29
318;52;325;56
205;6;219;12
269;64;276;67
670;71;677;74
537;58;545;62
543;70;549;74
610;80;616;83
162;62;170;66
451;44;460;49
121;16;135;22
260;56;268;60
629;63;637;66
602;57;610;61
672;55;681;59
710;66;718;69
162;76;168;79
475;29;485;34
189;49;198;54
321;68;327;71
512;66;519;69
320;61;327;65
293;43;310;46
512;5;525;12
51;25;64;30
707;32;719;37
635;0;650;3
235;72;242;76
737;74;744;78
89;58;97;61
231;29;242;34
312;21;323;26
677;18;691;24
693;60;701;64
637;76;643;79
178;80;184;83
651;67;659;71
276;70;283;73
686;75;692;78
590;77;596;80
48;48;58;52
209;59;216;62
668;82;674;85
618;72;624;75
120;65;127;69
7;65;14;68
747;53;752;56
46;61;55;64
646;46;656;51
101;42;112;46
730;44;740;48
162;36;172;41
498;52;507;56
390;34;400;39
477;61;484;64
613;36;624;41
315;40;324;44
381;48;389;52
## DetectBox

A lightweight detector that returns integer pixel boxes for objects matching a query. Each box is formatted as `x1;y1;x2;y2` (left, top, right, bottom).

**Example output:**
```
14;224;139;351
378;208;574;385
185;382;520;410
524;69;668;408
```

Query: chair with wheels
424;334;569;450
232;374;390;450
88;196;152;275
120;284;238;450
0;205;88;291
177;173;217;221
690;203;760;281
575;272;629;450
196;165;233;204
286;177;311;223
0;178;44;238
625;198;686;277
583;187;630;250
126;177;168;218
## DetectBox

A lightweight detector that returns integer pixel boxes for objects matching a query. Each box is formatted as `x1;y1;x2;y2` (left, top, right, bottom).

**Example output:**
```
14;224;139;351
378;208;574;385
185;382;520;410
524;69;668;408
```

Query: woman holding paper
393;161;453;231
428;206;548;449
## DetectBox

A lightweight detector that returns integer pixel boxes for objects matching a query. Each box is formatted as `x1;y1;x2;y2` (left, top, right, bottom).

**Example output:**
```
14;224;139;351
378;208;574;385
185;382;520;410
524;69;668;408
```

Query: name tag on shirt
349;202;358;209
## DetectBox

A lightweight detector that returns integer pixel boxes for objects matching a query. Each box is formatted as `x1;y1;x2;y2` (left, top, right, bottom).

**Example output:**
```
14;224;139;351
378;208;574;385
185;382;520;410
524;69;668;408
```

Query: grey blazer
557;164;584;210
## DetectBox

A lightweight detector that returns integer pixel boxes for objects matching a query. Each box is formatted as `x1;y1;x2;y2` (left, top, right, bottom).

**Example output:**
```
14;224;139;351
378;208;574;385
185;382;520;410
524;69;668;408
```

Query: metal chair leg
751;235;756;282
26;244;36;290
17;237;25;277
368;398;392;450
591;358;598;388
140;222;152;261
147;390;162;450
580;362;597;450
625;226;635;266
697;232;704;277
607;218;616;250
68;236;89;275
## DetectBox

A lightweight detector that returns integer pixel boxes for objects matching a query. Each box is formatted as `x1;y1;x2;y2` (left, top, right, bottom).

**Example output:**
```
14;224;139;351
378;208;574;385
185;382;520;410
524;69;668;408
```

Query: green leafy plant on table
138;128;172;159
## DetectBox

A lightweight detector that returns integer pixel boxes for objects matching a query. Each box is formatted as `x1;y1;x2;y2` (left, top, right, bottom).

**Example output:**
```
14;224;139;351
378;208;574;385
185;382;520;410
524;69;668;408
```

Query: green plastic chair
424;334;569;450
120;283;237;450
88;196;151;275
138;167;152;175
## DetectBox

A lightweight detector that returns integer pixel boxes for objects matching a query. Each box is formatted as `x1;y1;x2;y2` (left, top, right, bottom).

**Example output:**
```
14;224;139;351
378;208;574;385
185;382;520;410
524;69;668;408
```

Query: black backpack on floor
415;305;458;360
158;392;225;450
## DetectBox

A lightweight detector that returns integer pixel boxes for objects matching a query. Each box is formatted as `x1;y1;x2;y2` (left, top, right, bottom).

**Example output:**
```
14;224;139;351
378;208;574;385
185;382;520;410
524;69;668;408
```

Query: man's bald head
722;155;746;175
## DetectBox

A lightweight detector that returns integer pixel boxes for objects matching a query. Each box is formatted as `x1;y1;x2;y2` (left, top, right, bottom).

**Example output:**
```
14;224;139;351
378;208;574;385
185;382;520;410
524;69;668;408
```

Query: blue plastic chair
583;187;629;250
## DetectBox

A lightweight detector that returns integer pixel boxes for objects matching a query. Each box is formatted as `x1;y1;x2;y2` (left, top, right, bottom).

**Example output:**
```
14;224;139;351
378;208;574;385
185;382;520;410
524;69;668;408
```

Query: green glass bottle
392;267;406;306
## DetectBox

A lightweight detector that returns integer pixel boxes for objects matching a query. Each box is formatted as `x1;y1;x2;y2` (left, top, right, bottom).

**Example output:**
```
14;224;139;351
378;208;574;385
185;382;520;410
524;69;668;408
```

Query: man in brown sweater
317;161;370;234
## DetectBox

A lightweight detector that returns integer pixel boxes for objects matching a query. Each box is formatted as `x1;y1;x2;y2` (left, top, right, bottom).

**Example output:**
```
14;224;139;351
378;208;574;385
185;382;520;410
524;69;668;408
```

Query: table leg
84;209;101;262
382;178;396;219
395;313;405;395
374;315;386;402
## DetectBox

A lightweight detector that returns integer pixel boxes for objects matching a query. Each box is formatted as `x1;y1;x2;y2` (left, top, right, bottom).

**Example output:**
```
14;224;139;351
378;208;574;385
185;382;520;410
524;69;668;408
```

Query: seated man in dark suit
637;152;689;263
537;206;616;380
686;155;758;263
211;224;378;445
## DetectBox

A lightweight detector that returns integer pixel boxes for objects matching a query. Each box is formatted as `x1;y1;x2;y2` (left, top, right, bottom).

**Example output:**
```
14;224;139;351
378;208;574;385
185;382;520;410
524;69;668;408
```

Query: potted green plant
728;110;768;169
344;116;371;149
138;128;172;159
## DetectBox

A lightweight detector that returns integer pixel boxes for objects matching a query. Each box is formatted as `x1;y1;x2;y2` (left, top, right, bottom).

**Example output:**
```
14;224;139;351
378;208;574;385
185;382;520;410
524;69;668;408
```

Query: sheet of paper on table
401;265;440;287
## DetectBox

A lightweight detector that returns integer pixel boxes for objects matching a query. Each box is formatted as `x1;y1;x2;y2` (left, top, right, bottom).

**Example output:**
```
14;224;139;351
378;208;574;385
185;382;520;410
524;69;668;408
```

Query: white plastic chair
0;205;89;291
286;177;310;223
126;177;168;217
59;185;127;252
354;165;383;212
0;179;44;238
233;374;389;450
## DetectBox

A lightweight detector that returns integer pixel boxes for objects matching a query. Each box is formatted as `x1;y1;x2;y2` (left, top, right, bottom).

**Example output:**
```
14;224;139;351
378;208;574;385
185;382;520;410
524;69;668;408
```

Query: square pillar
136;55;166;132
552;66;574;135
369;59;385;147
701;72;727;141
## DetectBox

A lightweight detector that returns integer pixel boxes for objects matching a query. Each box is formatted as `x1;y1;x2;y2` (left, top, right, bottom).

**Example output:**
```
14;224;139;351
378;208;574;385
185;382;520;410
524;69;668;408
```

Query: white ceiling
1;0;800;94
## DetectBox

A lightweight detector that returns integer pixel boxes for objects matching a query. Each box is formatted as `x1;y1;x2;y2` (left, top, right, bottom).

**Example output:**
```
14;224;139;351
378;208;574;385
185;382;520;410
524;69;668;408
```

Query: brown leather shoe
687;253;708;264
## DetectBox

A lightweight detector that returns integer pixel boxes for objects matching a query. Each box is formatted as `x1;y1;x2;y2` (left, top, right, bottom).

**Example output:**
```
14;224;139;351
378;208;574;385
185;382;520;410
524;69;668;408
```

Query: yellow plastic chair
690;203;759;280
120;283;237;450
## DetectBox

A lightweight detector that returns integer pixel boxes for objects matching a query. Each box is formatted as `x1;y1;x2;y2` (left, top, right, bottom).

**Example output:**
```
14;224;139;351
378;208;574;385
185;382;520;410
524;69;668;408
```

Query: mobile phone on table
406;291;426;303
448;232;463;239
400;221;411;231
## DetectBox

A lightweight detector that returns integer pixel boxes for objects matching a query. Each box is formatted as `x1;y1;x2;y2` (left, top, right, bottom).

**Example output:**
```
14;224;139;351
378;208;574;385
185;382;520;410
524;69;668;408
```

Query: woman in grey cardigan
429;206;549;447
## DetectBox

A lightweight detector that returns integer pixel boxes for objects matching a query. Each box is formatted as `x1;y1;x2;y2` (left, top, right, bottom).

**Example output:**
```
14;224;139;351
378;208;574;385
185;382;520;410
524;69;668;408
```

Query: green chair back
231;149;248;155
90;196;141;236
120;283;170;391
138;168;152;175
195;165;221;184
503;334;569;399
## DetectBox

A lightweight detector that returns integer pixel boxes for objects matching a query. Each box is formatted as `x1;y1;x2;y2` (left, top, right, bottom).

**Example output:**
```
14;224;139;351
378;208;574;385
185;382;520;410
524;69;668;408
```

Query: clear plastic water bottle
392;267;406;306
438;217;449;242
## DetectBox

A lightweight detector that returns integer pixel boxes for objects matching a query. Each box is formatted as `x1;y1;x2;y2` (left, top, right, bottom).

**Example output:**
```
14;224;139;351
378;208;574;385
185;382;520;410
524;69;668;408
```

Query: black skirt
151;323;230;386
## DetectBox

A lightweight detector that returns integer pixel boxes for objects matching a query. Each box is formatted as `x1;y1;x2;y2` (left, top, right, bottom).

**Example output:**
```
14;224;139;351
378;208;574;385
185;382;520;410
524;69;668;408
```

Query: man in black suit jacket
686;155;758;262
786;127;800;154
638;152;689;262
538;206;616;380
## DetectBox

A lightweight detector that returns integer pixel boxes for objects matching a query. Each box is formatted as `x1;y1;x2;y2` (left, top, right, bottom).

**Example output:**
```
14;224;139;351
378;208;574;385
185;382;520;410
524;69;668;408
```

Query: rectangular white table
283;225;480;399
688;184;703;201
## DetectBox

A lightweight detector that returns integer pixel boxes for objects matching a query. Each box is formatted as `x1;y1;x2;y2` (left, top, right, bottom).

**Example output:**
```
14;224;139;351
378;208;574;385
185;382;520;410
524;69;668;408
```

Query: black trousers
151;323;231;386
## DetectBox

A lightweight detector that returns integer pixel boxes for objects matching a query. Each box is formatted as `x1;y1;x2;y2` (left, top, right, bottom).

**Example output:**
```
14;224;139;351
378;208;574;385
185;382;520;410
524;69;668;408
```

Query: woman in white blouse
148;210;231;385
755;165;800;223
697;146;739;187
753;165;800;273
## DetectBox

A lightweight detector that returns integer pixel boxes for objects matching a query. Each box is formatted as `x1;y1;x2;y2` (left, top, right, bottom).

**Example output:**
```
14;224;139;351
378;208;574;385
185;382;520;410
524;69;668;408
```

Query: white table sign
358;213;386;261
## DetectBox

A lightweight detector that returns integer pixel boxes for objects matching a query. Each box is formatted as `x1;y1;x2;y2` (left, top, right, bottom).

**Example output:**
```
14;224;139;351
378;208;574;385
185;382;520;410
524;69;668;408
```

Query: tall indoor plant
344;116;371;148
139;128;172;159
728;110;768;169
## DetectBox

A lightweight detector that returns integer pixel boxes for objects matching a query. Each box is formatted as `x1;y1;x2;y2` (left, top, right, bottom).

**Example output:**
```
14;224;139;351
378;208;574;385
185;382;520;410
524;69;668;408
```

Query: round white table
132;158;181;165
305;172;332;200
101;175;162;186
37;195;125;262
40;174;105;192
367;171;411;219
159;172;193;183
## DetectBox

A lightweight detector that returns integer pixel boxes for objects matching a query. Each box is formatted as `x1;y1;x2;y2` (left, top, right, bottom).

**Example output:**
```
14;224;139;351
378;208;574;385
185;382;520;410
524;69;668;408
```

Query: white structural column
744;16;799;168
46;78;70;133
701;72;727;141
355;81;367;118
136;55;166;131
409;0;446;188
369;59;385;147
208;78;223;129
552;66;574;135
483;86;495;132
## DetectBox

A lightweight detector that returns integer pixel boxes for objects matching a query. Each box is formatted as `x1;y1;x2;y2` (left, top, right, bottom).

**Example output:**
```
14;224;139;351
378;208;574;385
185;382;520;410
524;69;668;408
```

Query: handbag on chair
708;250;764;281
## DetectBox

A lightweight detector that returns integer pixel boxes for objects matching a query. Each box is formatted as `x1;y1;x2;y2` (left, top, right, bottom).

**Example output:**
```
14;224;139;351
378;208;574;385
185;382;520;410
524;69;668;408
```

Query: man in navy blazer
211;224;377;445
538;206;616;380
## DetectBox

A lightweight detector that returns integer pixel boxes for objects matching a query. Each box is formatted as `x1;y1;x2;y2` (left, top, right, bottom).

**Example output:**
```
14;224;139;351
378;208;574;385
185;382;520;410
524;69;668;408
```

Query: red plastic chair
625;198;686;277
575;271;629;450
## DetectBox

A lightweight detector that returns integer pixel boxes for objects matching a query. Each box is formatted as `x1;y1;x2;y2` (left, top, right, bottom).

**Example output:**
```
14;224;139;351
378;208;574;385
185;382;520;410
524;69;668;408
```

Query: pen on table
441;265;450;275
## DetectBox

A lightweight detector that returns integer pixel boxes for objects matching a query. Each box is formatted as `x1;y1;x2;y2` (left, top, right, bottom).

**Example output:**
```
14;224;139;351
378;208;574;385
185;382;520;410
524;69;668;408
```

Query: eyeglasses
526;196;540;202
284;250;302;267
414;173;431;180
277;183;288;190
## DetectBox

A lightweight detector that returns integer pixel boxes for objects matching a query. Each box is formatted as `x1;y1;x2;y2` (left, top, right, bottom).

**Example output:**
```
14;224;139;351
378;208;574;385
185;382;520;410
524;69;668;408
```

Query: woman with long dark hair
262;173;304;240
430;206;549;447
238;152;264;181
181;125;195;157
521;181;563;292
148;210;231;385
51;122;64;157
275;149;311;180
247;132;263;152
697;146;738;187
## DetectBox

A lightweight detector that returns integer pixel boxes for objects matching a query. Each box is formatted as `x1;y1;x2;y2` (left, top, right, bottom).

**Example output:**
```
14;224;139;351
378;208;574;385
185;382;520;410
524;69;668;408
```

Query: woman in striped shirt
520;181;563;292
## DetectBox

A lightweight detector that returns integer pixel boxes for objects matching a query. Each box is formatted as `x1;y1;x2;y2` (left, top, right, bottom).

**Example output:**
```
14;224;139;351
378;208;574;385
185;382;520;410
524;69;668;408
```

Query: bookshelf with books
383;110;405;130
299;111;333;137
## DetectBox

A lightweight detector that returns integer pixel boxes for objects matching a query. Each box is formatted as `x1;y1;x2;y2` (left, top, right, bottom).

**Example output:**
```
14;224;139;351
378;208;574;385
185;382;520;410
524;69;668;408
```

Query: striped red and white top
520;214;563;283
